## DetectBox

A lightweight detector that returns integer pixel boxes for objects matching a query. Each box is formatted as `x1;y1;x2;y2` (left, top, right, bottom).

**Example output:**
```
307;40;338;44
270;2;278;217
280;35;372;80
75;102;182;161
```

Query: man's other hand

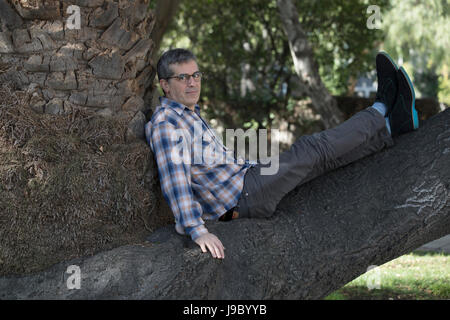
194;232;225;259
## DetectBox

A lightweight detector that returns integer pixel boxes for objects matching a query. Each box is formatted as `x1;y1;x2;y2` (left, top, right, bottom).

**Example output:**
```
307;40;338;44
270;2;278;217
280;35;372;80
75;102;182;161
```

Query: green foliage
295;0;389;94
160;0;387;129
158;0;448;129
439;65;450;105
382;0;450;102
163;0;287;129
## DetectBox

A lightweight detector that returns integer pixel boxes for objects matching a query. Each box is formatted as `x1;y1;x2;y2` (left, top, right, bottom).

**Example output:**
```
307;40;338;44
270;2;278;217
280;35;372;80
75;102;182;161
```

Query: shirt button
245;192;249;197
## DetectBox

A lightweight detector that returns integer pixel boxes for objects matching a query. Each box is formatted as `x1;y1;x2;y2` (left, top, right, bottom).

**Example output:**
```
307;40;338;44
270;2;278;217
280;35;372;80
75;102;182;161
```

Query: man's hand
194;232;225;259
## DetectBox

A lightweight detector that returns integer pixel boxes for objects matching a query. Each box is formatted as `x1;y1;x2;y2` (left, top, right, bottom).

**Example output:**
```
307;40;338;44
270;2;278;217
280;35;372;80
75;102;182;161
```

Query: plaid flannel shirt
145;97;252;240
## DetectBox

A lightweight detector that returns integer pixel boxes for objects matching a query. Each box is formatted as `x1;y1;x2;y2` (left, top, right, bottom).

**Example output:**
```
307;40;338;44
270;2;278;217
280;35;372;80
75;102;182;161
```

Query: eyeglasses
166;71;203;83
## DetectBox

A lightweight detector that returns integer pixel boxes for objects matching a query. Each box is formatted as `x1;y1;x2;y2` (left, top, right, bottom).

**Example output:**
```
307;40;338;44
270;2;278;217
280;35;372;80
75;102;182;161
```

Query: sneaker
388;67;419;137
375;51;399;114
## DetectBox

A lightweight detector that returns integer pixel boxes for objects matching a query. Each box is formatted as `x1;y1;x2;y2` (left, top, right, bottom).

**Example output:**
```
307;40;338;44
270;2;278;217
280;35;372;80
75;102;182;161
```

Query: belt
218;207;239;221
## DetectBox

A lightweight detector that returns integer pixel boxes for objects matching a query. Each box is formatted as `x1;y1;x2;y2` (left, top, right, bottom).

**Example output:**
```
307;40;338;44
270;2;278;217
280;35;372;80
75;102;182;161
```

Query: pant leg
236;107;394;219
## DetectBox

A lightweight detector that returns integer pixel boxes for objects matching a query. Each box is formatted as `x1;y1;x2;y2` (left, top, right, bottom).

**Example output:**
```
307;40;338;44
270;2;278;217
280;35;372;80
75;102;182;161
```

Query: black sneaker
375;52;399;114
388;67;419;137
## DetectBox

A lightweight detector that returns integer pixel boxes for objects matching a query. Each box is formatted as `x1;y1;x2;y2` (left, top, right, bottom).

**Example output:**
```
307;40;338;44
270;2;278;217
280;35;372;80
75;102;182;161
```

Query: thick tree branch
1;109;449;299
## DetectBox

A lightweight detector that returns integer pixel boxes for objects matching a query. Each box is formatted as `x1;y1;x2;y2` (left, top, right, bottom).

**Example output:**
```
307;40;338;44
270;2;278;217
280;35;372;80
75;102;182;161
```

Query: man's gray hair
157;48;197;81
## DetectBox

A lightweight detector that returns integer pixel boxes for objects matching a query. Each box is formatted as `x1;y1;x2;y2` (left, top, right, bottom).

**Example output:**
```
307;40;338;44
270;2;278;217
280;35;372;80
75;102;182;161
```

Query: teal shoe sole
399;66;419;130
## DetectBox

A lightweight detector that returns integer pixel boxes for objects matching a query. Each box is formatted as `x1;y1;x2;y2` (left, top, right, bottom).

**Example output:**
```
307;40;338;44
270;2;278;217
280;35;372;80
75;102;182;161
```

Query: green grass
325;251;450;300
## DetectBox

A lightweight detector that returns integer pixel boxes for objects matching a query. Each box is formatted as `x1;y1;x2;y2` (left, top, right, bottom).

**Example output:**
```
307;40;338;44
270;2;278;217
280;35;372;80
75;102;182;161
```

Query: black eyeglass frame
165;71;204;82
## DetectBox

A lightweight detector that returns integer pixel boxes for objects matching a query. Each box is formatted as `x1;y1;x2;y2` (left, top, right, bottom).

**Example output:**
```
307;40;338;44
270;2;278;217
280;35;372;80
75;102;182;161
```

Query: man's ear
159;79;169;96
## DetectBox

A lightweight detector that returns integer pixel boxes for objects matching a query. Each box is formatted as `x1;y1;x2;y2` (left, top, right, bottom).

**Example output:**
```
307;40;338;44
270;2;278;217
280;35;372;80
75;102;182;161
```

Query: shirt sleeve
148;120;208;241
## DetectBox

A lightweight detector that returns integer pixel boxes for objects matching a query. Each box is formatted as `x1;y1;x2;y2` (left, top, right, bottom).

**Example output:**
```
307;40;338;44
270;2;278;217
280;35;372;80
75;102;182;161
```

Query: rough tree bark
0;0;156;139
1;108;448;299
277;0;345;129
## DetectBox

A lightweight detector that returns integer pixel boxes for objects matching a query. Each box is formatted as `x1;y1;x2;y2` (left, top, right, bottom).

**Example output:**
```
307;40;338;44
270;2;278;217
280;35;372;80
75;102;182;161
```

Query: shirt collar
159;96;201;116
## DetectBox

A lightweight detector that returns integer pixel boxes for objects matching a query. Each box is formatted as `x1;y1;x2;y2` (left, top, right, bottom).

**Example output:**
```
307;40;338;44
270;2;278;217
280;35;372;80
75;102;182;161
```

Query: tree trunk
150;0;181;60
1;108;449;299
0;0;174;277
0;0;155;139
277;0;345;129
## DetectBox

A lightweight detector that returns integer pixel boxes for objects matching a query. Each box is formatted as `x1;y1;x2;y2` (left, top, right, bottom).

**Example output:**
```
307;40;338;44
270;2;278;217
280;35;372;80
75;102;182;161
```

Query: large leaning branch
1;109;449;299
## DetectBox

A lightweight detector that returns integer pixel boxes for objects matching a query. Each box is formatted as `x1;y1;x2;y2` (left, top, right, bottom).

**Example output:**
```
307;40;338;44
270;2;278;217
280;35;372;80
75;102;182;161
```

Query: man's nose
187;75;196;86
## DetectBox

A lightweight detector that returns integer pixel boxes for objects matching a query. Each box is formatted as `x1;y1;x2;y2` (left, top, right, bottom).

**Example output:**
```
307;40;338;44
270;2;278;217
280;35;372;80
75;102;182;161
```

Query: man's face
160;60;201;110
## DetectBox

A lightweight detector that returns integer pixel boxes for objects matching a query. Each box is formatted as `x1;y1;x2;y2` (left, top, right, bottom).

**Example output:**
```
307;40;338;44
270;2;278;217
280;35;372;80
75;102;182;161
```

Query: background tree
149;0;182;61
382;0;450;104
277;0;345;128
161;0;388;132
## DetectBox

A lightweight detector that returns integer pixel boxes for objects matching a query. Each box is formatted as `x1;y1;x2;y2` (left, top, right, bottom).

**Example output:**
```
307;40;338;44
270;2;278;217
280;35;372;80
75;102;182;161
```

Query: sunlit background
154;0;449;139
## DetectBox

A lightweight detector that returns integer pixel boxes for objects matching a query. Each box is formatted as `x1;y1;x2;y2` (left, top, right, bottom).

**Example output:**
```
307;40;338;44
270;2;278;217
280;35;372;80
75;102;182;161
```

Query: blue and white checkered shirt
145;97;252;240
